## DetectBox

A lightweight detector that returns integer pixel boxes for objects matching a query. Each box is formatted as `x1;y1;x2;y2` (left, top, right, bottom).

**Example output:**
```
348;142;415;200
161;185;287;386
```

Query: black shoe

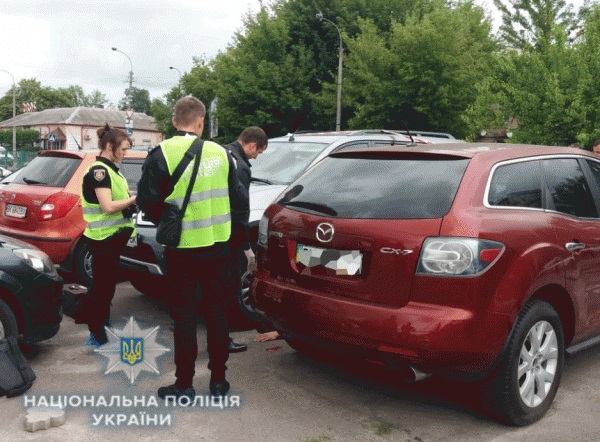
157;384;196;400
209;380;230;397
228;340;248;353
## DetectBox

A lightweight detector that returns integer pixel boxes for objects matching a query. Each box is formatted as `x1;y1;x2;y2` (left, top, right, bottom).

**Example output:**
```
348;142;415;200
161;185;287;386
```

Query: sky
0;0;263;107
0;0;587;110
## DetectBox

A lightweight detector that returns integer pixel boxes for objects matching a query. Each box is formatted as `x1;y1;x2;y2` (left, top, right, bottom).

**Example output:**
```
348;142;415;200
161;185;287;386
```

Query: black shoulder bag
156;138;204;248
0;336;36;398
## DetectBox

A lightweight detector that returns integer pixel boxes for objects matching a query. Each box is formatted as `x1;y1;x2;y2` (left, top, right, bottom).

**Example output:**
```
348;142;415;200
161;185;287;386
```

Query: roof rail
349;129;455;139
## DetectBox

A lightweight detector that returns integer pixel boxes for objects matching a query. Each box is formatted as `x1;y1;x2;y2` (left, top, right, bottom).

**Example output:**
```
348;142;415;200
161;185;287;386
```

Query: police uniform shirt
82;156;119;204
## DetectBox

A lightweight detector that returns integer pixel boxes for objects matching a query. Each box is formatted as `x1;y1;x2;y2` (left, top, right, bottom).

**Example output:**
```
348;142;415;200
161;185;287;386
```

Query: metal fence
0;150;39;170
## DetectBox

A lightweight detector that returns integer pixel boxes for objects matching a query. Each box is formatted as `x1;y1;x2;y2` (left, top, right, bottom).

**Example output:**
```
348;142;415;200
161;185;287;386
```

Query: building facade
0;107;163;150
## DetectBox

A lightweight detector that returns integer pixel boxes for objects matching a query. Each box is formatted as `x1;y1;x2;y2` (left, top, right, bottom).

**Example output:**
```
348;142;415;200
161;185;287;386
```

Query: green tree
0;129;40;150
343;2;496;138
212;6;315;139
119;87;152;115
493;0;578;50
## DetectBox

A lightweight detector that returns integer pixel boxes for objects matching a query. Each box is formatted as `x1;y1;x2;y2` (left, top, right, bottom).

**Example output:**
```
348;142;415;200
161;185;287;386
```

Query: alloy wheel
518;320;558;408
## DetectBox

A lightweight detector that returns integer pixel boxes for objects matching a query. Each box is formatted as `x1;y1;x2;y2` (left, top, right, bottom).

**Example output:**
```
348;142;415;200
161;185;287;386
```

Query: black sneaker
209;380;230;397
157;384;196;400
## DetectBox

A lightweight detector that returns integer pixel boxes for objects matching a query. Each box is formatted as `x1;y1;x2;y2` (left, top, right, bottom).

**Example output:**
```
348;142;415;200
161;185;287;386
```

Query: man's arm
227;153;251;250
137;146;170;224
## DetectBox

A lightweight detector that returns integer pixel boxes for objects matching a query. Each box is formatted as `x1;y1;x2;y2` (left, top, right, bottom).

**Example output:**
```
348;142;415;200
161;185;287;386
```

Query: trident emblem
121;338;143;366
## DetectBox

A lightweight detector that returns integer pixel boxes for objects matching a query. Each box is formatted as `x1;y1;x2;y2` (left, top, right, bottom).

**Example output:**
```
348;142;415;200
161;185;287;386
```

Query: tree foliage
0;129;40;150
343;2;496;138
493;0;578;50
119;87;152;115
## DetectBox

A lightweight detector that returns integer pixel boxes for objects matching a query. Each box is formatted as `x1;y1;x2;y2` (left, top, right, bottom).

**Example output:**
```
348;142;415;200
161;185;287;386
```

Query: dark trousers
87;228;133;339
226;234;244;319
165;243;230;388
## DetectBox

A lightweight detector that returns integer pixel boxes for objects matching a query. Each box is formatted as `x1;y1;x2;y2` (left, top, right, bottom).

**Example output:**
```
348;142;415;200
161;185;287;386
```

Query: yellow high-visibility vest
161;136;231;248
81;161;135;240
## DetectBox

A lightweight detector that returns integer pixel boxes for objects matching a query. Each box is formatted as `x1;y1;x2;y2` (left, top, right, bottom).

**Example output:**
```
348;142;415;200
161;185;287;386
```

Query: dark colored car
119;130;459;327
0;233;62;344
0;149;147;286
253;143;600;425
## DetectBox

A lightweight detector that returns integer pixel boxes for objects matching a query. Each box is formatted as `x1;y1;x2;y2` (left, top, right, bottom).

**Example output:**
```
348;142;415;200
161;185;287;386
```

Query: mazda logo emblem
316;223;334;243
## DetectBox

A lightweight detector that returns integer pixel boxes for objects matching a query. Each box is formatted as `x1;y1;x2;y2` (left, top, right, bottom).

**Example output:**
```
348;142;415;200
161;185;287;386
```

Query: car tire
0;298;19;340
74;240;94;287
484;299;564;426
236;271;261;320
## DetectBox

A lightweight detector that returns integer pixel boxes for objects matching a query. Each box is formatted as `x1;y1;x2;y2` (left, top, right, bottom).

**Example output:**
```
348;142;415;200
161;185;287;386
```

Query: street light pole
111;47;134;109
316;11;344;131
0;69;16;168
169;66;182;84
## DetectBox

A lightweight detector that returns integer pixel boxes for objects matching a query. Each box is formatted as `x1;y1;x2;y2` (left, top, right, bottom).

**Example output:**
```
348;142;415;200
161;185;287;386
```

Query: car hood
0;233;40;251
249;183;287;224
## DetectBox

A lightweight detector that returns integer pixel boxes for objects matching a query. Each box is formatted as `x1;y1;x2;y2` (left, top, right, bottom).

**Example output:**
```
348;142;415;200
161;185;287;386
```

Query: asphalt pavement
1;281;600;441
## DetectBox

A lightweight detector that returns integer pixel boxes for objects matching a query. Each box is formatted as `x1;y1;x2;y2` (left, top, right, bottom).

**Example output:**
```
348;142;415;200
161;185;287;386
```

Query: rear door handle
566;242;586;252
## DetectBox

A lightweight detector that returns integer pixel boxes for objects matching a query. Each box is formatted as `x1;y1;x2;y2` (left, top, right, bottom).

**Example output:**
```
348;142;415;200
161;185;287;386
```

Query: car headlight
13;248;58;276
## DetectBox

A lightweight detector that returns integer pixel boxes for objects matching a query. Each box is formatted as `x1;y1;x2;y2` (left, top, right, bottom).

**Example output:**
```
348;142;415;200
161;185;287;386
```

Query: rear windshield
278;155;469;219
13;156;81;187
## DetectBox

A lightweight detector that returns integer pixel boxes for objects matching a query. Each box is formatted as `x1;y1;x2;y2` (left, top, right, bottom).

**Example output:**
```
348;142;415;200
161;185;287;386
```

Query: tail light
257;215;270;270
417;237;504;276
39;192;80;221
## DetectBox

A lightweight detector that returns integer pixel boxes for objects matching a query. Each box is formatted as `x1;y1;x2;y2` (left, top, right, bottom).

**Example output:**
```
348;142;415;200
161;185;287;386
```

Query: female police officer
80;124;137;346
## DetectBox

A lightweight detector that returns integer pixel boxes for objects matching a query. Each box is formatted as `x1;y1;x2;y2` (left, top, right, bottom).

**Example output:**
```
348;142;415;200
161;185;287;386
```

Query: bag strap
171;137;204;188
179;141;203;218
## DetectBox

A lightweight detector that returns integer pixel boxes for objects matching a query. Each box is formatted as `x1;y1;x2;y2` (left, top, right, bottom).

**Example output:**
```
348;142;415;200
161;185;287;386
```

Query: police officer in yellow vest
81;124;137;347
137;96;247;400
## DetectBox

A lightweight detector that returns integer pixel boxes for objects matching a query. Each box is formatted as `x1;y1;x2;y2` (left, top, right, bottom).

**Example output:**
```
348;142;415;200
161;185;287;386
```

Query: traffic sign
48;133;56;142
125;118;133;136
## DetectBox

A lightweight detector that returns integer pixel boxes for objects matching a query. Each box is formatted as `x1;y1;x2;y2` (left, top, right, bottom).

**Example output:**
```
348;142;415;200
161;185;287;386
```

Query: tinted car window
488;160;542;209
250;141;329;185
13;156;81;187
120;158;144;189
542;158;597;218
585;159;600;193
278;156;469;219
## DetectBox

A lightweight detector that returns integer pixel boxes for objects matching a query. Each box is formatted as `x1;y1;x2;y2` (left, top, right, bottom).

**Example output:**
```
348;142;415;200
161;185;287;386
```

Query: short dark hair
593;139;600;147
97;124;131;154
239;126;268;149
174;96;206;126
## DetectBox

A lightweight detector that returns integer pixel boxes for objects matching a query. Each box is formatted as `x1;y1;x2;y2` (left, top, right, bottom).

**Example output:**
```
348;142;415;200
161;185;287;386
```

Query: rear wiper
251;177;273;185
280;200;337;216
22;177;47;185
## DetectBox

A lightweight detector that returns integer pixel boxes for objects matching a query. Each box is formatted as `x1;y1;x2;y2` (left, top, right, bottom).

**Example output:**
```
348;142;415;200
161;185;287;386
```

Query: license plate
5;203;26;218
296;244;362;276
126;235;138;248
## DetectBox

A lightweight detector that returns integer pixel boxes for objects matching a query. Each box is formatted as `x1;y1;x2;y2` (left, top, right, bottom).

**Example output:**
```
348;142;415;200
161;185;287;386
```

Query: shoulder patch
94;169;106;181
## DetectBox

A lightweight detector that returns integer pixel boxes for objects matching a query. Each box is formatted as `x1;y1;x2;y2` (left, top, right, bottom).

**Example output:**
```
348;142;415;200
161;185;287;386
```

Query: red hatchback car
0;149;146;285
253;143;600;425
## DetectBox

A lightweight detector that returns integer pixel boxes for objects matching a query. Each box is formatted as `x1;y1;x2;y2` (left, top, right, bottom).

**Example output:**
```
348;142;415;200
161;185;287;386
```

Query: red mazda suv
253;143;600;425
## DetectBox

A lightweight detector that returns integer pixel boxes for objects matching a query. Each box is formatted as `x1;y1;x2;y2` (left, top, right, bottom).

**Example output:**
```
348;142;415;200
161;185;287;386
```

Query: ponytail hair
97;124;132;154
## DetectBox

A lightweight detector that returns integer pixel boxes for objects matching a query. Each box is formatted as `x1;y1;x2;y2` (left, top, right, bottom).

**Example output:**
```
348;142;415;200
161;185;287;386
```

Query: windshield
249;141;329;185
